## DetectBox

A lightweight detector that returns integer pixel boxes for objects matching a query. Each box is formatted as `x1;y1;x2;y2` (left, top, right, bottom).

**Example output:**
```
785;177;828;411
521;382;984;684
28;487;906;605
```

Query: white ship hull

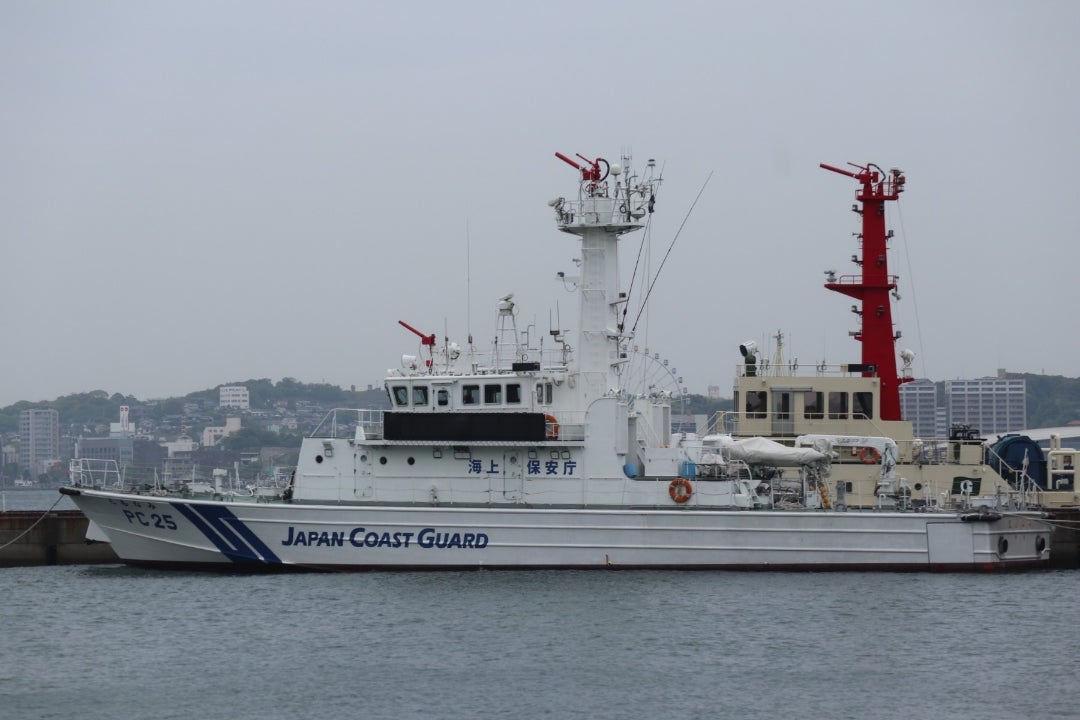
63;487;1049;572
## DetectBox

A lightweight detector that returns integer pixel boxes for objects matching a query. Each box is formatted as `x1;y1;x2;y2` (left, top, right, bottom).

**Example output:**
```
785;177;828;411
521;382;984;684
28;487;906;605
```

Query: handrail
68;458;123;488
826;274;900;287
723;406;896;437
735;362;883;378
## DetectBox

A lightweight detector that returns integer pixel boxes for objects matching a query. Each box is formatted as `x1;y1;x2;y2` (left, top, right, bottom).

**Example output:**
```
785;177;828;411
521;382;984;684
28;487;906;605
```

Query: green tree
220;427;303;452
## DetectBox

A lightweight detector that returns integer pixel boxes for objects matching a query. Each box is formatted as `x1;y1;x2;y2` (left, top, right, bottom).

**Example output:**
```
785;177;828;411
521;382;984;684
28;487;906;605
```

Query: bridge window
412;386;429;407
828;391;848;419
484;383;502;404
746;391;767;419
507;384;522;404
392;386;409;406
853;392;873;419
803;391;824;419
463;385;480;405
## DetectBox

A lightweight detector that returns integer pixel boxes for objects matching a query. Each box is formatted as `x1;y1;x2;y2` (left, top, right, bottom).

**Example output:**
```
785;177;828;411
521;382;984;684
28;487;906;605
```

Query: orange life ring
545;414;560;440
859;446;881;465
669;477;693;504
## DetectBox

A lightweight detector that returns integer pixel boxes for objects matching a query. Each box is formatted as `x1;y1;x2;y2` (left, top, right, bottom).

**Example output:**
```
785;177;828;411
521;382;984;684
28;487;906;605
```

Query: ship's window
536;382;553;405
412;386;429;406
853;392;873;419
484;383;502;404
774;392;791;420
828;391;848;419
746;391;767;419
392;385;409;406
436;388;449;406
463;384;480;405
803;391;824;419
506;383;522;404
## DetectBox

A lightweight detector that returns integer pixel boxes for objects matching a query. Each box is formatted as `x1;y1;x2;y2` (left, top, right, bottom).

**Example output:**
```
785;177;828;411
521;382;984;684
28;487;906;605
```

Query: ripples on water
3;566;1078;720
1;489;76;512
3;490;1077;719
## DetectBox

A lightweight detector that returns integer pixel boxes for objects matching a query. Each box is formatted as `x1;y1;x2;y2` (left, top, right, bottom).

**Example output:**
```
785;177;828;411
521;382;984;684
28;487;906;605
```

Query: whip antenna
630;171;712;333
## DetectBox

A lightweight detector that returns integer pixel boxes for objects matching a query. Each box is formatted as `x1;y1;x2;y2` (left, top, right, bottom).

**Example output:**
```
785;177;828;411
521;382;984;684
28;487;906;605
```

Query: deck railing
735;362;886;378
68;458;123;488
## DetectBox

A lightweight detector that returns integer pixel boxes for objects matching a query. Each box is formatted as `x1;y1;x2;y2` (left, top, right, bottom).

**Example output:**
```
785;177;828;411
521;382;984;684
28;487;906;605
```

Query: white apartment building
945;374;1026;436
219;386;250;410
901;373;1027;439
19;408;60;476
899;379;942;439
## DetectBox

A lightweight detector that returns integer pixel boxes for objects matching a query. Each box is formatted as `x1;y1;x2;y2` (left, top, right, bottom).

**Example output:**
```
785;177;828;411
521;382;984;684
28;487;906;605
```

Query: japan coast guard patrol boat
61;152;1051;571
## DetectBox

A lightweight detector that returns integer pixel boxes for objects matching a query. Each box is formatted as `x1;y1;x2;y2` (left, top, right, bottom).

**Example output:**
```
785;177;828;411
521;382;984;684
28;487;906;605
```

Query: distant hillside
0;378;389;433
1013;373;1080;429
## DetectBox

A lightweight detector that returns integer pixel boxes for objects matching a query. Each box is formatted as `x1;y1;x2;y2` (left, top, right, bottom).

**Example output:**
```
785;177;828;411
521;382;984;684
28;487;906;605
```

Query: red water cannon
555;151;610;183
820;162;905;200
398;320;435;346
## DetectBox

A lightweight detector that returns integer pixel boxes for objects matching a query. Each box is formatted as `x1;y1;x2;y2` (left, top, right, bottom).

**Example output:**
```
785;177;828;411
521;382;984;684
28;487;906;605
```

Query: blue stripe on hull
172;503;282;565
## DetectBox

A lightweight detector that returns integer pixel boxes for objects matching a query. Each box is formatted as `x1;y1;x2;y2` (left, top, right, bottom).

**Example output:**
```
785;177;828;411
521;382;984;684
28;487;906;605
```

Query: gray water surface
2;563;1076;720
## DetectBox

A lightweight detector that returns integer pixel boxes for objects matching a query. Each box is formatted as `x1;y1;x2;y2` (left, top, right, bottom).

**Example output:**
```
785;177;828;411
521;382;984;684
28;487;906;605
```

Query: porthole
379;456;388;465
1036;536;1046;553
360;454;368;462
315;455;324;464
913;482;923;491
998;536;1009;555
407;457;415;465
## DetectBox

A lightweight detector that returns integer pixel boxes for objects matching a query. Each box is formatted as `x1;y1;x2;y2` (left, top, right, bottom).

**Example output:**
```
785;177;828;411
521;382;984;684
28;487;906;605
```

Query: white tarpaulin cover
706;435;828;466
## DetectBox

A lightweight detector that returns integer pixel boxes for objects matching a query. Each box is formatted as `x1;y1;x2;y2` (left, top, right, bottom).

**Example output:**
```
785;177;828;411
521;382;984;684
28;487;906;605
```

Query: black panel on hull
383;412;547;442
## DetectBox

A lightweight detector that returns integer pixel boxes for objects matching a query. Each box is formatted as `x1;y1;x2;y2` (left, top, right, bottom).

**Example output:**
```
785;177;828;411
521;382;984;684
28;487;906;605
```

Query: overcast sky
2;1;1077;406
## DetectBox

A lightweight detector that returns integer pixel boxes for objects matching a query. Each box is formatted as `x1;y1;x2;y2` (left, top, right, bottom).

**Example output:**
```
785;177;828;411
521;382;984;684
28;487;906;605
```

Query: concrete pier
0;510;118;567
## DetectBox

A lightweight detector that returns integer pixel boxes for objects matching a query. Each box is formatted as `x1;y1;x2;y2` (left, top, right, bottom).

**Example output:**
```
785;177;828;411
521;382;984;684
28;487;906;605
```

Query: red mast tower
820;161;909;421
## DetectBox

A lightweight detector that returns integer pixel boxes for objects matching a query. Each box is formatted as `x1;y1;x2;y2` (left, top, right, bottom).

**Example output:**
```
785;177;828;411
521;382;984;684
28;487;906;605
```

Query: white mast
551;152;659;402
